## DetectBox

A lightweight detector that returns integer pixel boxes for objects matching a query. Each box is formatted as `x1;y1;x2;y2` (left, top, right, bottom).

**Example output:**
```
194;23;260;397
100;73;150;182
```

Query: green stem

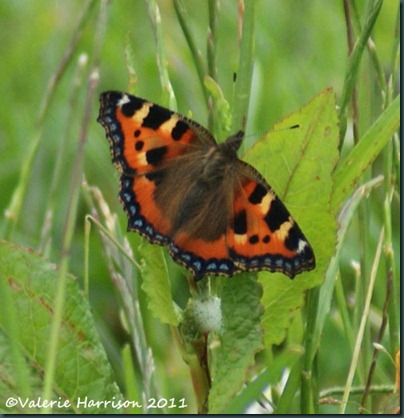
320;383;396;398
360;271;393;411
207;0;220;132
174;326;210;414
1;0;97;240
338;0;383;144
231;0;255;140
41;0;105;405
275;360;303;413
384;2;400;354
39;55;88;253
300;286;319;413
335;274;355;352
146;0;176;109
174;0;208;103
339;228;384;414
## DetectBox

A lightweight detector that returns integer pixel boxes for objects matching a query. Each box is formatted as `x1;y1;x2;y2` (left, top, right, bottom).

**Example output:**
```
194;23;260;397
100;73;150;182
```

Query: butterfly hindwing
228;161;315;278
98;91;315;280
169;233;241;280
120;174;171;244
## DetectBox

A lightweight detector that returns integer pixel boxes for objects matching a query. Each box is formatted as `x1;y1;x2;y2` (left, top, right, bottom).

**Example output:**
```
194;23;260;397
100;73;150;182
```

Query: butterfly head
221;130;244;155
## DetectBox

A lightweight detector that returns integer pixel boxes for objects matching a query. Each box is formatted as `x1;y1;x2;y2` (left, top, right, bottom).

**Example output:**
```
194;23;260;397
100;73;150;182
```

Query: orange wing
227;162;315;278
98;91;217;248
98;91;215;176
98;91;315;280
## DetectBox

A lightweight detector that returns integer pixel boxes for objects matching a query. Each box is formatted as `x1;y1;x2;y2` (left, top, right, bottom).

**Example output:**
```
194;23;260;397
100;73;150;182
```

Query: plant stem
338;0;383;144
360;271;393;412
231;0;255;140
42;68;100;411
1;0;97;240
146;0;176;109
300;286;320;413
174;0;208;104
207;0;220;132
339;228;384;414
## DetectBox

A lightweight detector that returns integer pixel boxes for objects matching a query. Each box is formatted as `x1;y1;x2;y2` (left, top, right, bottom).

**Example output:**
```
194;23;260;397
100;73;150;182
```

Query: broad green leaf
244;89;339;346
0;240;123;414
139;241;182;326
331;94;400;212
208;274;263;413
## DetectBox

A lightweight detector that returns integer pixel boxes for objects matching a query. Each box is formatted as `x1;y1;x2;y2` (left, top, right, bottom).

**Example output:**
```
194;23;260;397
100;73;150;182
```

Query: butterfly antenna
230;72;237;119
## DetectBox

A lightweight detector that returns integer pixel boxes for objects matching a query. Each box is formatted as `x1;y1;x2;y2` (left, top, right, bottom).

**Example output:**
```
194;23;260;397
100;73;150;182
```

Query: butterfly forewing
98;91;215;176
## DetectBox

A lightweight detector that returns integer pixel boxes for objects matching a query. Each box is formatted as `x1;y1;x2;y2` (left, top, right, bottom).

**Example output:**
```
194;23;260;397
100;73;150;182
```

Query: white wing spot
297;239;308;253
117;94;130;106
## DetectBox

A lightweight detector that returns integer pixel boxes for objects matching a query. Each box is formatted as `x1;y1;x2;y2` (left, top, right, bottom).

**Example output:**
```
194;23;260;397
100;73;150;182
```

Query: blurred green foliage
0;0;399;414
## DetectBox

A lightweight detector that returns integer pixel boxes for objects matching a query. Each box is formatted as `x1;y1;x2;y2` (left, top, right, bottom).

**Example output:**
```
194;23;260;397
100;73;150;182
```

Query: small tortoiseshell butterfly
97;91;315;280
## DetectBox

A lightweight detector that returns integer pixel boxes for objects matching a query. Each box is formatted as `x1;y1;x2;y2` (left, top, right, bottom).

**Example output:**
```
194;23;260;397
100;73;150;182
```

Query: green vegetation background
0;0;399;414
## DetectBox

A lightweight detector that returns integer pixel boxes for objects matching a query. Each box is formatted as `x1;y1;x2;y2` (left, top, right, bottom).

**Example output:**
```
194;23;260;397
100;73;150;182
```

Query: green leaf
0;240;123;414
139;241;182;326
243;88;339;346
331;94;400;212
224;345;304;414
208;274;264;413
